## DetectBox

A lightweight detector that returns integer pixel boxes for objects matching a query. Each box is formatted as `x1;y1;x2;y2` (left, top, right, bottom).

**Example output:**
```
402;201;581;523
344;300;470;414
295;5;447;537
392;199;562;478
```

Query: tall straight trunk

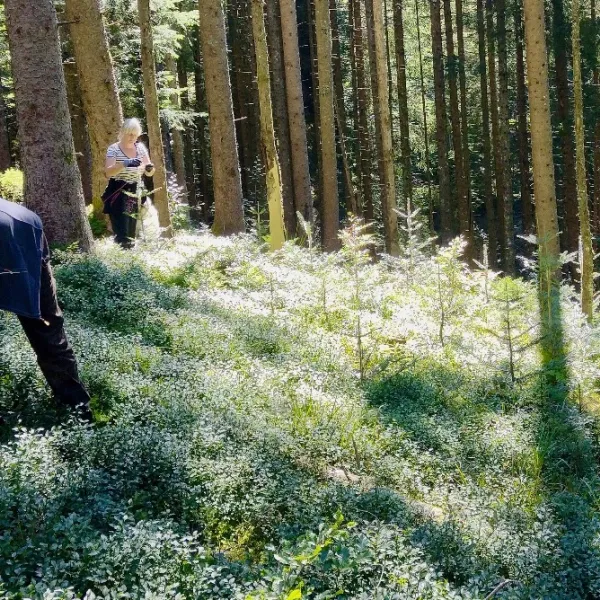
393;0;412;207
265;0;297;236
477;0;497;263
314;0;340;250
166;55;188;200
198;0;245;235
177;55;197;211
335;97;359;215
443;0;469;246
252;0;286;249
0;85;11;171
383;0;395;140
572;0;595;319
552;0;579;257
353;0;375;221
193;30;212;223
64;0;123;219
592;0;600;240
5;0;92;249
523;0;563;368
430;0;452;242
138;0;172;234
496;0;514;274
514;2;533;235
279;0;313;228
64;59;93;205
366;0;398;255
415;0;434;234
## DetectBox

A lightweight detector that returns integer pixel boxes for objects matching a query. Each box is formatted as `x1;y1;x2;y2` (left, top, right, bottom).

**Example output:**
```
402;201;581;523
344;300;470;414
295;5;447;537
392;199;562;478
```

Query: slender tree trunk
166;55;188;201
353;0;375;221
177;54;197;211
415;0;434;235
198;0;245;235
64;59;93;206
5;0;92;249
443;0;470;247
393;0;412;208
497;0;514;274
486;0;504;262
252;0;286;249
477;0;497;263
523;0;563;366
515;2;533;236
592;0;600;241
455;0;470;203
366;0;398;255
265;0;297;236
335;96;359;215
0;84;11;171
552;0;579;259
279;0;313;228
64;0;123;220
314;0;339;250
572;0;595;319
138;0;172;233
430;0;452;242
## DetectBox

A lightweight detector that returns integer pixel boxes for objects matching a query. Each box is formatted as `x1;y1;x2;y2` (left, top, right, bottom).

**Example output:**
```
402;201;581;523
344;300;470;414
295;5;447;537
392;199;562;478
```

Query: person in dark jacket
103;118;154;248
0;198;92;422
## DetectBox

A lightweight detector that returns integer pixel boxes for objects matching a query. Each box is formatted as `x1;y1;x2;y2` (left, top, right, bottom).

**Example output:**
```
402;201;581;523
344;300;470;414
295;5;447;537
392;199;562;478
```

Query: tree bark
280;0;313;228
523;0;562;365
477;0;497;263
366;0;398;255
166;54;188;201
177;53;197;212
5;0;92;250
551;0;579;258
572;0;595;320
0;83;11;171
198;0;245;235
592;0;600;241
496;0;515;274
252;0;287;250
265;0;296;237
430;0;452;243
138;0;172;234
64;0;123;219
314;0;339;251
393;0;412;208
514;2;533;236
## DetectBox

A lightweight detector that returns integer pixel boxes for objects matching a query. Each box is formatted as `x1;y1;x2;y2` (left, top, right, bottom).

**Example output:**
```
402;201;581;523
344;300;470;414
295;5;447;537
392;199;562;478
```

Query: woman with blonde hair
103;118;155;248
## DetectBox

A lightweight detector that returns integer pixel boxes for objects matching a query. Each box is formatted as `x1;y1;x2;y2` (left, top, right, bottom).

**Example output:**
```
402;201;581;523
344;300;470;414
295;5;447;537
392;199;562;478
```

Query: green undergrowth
0;233;599;599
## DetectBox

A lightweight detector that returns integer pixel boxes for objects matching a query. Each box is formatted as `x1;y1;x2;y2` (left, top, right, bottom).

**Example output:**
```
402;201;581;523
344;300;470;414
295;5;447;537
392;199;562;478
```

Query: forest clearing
0;0;600;597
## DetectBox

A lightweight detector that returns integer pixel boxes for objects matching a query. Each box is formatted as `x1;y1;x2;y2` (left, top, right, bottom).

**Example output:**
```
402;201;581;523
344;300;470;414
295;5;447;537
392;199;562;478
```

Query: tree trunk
523;0;562;366
177;53;197;211
572;0;595;320
166;54;188;201
393;0;412;208
552;0;579;259
430;0;452;243
366;0;398;255
280;0;313;228
5;0;92;249
496;0;515;274
64;59;93;206
477;0;497;263
352;0;375;221
0;83;11;171
252;0;287;249
314;0;339;250
198;0;245;235
265;0;296;236
443;0;470;248
64;0;123;219
138;0;172;234
514;2;533;236
486;0;504;262
592;0;600;242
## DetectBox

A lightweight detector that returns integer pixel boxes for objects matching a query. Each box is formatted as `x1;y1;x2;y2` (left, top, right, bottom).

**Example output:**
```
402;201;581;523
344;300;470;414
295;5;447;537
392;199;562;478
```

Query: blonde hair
118;118;143;141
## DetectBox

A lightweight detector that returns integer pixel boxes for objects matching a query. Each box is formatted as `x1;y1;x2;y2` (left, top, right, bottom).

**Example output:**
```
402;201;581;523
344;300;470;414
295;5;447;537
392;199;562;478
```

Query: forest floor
1;231;600;599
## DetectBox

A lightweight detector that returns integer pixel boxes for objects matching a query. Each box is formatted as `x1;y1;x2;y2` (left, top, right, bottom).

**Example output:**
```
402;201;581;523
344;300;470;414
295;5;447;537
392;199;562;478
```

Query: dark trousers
110;211;137;249
17;253;91;411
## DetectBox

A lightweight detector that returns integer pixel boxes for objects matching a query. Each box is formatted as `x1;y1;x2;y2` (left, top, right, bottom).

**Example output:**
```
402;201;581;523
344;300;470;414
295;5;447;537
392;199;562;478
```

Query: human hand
123;158;142;168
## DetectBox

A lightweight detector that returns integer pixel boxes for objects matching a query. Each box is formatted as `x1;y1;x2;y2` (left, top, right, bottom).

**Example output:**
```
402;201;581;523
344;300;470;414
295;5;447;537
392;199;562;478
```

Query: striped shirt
106;142;149;183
